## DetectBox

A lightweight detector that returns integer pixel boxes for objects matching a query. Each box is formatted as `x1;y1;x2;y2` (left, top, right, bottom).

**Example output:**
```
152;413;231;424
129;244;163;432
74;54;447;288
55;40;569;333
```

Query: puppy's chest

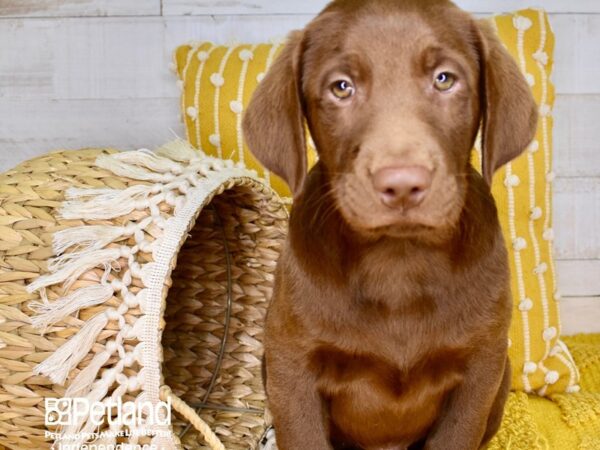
311;341;468;393
311;341;468;442
310;253;477;395
313;292;472;386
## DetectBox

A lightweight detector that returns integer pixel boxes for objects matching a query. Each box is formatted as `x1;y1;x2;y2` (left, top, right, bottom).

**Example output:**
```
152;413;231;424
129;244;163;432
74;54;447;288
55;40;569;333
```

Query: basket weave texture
0;142;288;449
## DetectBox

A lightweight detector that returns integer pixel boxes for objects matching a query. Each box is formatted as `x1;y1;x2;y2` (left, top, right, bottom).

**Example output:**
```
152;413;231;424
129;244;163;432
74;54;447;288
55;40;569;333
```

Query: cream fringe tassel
29;284;114;332
34;313;108;385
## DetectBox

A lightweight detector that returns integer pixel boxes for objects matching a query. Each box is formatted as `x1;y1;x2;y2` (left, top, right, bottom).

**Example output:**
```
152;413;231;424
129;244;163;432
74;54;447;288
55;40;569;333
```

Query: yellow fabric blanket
487;334;600;449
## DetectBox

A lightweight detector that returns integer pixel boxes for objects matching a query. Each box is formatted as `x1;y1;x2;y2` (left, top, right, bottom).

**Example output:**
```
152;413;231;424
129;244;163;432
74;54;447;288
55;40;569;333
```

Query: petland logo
45;396;171;449
45;397;171;428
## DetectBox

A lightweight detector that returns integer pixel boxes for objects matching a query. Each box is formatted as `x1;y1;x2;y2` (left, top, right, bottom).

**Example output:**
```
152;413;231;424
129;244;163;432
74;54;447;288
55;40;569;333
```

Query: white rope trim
194;45;217;152
179;42;202;142
235;45;258;163
515;13;554;395
212;47;236;159
141;166;260;410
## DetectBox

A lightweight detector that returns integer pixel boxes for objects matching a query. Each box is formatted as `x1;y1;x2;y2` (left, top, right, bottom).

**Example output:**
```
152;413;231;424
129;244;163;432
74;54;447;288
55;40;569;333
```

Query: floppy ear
242;31;307;196
477;21;539;184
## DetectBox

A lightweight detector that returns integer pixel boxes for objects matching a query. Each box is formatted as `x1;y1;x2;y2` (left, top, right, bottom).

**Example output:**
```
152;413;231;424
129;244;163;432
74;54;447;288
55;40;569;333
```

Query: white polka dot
168;62;177;73
209;134;221;147
534;262;548;274
530;207;542;220
239;49;254;61
549;345;562;356
513;237;527;251
507;338;512;348
543;326;557;341
513;16;533;31
543;228;554;241
528;140;539;153
539;104;552;117
185;106;198;119
210;73;225;87
504;174;520;187
230;100;243;114
519;298;534;311
533;51;549;65
197;51;209;62
524;361;538;374
545;371;559;385
525;73;535;86
256;72;266;83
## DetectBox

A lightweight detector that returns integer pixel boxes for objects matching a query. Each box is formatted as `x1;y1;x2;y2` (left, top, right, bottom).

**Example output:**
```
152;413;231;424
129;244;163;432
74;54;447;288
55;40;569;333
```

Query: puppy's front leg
424;346;510;450
266;349;332;450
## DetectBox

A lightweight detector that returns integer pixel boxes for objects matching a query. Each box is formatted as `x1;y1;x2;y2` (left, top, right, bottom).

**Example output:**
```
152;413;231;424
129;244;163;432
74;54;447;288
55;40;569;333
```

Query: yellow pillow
474;9;579;396
173;9;579;395
173;41;316;202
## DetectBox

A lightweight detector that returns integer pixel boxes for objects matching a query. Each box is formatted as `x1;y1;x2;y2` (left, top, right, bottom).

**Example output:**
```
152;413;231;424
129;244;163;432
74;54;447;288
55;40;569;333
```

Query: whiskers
299;168;494;238
448;169;504;231
301;179;343;232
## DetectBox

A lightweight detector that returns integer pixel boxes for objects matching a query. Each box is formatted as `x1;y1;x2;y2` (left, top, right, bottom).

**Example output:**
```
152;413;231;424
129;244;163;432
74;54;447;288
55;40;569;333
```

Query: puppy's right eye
331;80;355;99
434;72;456;91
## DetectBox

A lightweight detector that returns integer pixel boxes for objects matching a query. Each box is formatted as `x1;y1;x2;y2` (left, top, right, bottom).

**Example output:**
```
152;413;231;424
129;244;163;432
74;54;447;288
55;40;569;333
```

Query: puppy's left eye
434;72;456;91
331;80;355;99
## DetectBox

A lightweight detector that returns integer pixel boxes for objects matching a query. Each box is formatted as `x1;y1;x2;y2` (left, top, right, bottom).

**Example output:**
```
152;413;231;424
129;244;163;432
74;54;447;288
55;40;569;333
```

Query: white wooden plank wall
0;0;159;18
0;0;598;333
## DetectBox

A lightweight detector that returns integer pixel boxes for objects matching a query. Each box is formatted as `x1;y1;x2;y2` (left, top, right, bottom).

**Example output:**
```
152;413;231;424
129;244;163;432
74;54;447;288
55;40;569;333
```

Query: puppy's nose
372;166;432;209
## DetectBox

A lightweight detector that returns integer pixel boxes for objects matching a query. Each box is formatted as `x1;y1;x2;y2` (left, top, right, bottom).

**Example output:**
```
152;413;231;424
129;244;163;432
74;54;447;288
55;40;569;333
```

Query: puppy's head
243;0;538;238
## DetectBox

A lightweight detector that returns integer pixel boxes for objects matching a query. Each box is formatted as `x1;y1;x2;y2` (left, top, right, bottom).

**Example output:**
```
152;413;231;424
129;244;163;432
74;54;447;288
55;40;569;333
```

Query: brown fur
243;1;537;449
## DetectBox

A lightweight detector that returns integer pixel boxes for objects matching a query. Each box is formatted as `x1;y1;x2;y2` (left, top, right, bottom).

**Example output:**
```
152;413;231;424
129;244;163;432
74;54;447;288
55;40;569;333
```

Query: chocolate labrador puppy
243;0;537;449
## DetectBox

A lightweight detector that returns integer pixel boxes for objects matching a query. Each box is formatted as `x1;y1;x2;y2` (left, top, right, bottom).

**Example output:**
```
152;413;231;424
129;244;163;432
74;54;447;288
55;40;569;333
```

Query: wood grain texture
162;0;600;16
455;0;600;14
163;15;312;49
0;16;314;101
554;95;600;177
560;296;600;335
0;0;160;18
162;0;327;16
0;98;183;169
1;15;598;103
554;177;600;260
2;0;599;17
557;260;600;297
0;18;177;100
552;15;600;95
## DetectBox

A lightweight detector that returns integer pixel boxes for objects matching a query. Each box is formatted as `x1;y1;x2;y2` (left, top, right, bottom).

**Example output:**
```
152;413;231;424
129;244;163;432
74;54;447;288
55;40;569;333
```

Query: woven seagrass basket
0;141;288;449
